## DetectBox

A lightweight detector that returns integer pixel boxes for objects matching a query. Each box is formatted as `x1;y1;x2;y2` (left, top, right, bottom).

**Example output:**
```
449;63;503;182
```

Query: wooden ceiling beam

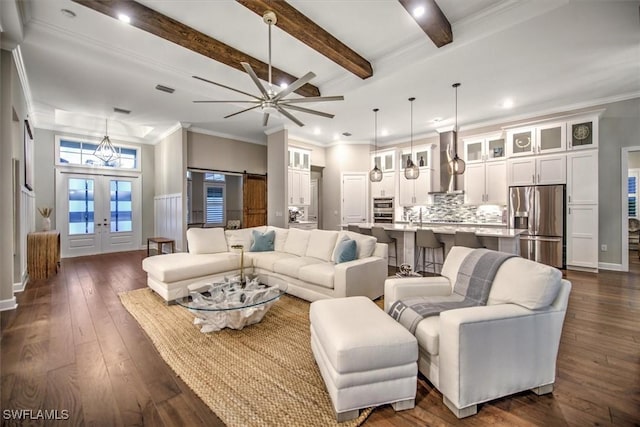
236;0;373;80
398;0;452;47
71;0;321;97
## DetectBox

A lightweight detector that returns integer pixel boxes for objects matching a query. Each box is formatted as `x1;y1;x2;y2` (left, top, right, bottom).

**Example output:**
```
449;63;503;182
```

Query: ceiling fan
193;11;344;127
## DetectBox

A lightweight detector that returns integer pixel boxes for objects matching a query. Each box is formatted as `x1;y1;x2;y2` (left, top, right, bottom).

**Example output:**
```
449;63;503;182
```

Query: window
204;173;225;182
629;170;639;218
57;137;139;170
204;183;225;225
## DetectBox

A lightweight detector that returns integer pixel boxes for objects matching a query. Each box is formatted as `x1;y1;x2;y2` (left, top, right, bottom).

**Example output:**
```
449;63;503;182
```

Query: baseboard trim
598;262;624;271
13;277;27;293
0;297;18;312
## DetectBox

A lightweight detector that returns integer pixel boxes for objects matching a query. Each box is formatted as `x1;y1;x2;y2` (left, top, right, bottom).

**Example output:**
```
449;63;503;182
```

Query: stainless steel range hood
429;130;464;194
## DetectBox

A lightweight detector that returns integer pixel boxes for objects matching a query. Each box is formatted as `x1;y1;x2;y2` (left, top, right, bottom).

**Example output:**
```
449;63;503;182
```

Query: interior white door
57;172;141;257
342;173;368;224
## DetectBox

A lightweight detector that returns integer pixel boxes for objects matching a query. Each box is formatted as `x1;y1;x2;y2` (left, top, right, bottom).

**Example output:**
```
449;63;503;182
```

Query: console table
27;231;61;280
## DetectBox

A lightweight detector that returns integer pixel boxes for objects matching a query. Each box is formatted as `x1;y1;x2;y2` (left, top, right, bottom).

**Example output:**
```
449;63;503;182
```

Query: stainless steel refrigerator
508;185;565;268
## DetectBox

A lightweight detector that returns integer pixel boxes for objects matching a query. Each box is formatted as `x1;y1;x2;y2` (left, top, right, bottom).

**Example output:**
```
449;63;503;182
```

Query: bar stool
371;226;397;268
454;231;484;248
415;229;444;275
347;225;360;233
358;227;372;236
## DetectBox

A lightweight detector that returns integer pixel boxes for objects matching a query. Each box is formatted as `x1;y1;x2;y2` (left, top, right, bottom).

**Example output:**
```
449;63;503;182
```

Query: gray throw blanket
388;249;515;333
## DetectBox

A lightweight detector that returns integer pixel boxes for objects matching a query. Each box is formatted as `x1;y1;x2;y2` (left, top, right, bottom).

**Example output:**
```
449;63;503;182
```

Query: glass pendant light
369;108;383;182
404;97;420;180
94;119;120;164
449;83;466;175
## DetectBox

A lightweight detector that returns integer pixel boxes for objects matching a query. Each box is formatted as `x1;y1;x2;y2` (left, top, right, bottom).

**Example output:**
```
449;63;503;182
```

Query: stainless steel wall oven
373;197;394;223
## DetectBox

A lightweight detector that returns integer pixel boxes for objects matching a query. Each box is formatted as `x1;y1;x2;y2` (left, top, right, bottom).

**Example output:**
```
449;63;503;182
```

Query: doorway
341;172;369;224
621;146;640;271
56;172;141;257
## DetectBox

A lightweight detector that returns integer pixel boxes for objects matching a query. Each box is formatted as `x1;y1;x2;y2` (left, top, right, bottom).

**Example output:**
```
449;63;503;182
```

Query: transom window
57;137;139;170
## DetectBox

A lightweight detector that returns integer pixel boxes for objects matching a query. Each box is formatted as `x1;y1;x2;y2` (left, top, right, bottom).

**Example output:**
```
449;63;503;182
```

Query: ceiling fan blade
279;95;344;104
276;106;304;127
273;72;316;102
263;113;270;127
193;75;261;100
280;104;334;119
193;100;261;103
224;104;261;119
241;62;271;99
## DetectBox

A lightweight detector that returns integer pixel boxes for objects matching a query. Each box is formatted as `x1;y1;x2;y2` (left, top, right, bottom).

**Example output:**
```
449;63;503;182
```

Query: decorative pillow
187;227;228;254
266;226;289;252
342;231;377;259
250;230;275;252
488;257;562;310
334;239;357;264
283;228;311;255
331;233;350;262
305;230;339;261
225;226;265;251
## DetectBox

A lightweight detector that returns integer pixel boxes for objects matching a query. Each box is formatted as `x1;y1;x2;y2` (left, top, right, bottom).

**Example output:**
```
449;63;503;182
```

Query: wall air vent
155;84;175;94
113;107;131;114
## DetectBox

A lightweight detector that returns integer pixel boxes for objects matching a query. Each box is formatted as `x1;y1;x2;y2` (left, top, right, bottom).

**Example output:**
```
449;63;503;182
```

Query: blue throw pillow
250;230;275;252
335;239;357;264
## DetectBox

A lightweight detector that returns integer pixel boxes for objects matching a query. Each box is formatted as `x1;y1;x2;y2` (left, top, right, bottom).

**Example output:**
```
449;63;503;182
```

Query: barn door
243;174;267;228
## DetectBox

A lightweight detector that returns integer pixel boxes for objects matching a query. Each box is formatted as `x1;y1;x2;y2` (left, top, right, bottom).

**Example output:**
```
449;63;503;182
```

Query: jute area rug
119;289;374;427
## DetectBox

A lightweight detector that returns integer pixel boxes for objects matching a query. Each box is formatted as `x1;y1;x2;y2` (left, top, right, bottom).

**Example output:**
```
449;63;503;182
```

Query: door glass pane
466;142;483;161
401;153;411;168
416;150;429;167
68;178;94;235
540;127;562;151
384;153;393;170
487;138;505;159
110;180;132;232
511;131;533;154
571;122;593;147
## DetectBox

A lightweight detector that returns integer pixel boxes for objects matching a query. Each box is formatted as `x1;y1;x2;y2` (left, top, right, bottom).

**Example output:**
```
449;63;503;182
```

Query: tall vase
42;217;51;232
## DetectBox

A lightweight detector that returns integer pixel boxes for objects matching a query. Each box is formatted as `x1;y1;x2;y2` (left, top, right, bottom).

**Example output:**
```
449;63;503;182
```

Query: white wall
188;131;267;174
267;130;287;228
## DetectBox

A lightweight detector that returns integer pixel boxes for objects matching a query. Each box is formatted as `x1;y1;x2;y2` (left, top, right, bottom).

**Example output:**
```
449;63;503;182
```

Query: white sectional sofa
142;226;388;303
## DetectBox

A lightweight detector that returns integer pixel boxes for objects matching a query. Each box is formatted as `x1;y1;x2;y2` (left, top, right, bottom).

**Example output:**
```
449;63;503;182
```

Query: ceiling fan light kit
404;97;420;180
448;83;466;176
192;10;344;127
369;108;383;182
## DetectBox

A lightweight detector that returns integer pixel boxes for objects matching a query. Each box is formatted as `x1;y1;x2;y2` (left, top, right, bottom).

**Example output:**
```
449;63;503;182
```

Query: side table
27;231;61;280
147;237;176;256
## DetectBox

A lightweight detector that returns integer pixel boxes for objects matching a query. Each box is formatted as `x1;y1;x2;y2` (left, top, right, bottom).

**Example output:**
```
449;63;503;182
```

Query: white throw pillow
225;226;265;251
266;226;289;252
488;257;562;310
305;230;339;261
342;231;377;259
283;227;311;255
187;227;228;254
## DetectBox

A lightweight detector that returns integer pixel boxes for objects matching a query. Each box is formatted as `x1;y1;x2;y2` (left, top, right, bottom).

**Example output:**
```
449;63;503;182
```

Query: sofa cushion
283;228;311;255
488;257;562;310
334;239;357;264
225;227;266;251
273;256;323;278
298;263;336;289
142;252;239;283
414;316;440;356
340;231;377;259
305;230;339;261
187;227;228;254
250;230;275;252
440;246;475;283
266;226;289;252
245;252;295;271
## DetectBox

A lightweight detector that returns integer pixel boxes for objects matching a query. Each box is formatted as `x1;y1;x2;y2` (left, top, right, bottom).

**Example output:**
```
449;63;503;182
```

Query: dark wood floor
2;251;639;426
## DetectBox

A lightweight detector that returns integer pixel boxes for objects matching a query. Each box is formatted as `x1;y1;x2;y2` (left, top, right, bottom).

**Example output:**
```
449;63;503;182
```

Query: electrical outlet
601;244;607;252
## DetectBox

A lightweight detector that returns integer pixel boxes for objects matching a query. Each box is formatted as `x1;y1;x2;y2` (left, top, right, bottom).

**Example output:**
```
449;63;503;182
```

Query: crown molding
11;46;35;124
189;126;266;146
263;124;287;136
152;122;184;144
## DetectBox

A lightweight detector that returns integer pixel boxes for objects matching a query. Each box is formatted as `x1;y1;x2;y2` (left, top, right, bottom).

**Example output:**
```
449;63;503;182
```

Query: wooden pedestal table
27;231;61;280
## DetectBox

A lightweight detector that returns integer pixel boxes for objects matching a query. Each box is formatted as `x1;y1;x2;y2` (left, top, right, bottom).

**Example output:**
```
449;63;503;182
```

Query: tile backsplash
403;194;505;224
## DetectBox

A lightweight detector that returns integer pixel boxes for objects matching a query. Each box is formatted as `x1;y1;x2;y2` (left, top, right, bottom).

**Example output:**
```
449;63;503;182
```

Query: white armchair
385;246;571;418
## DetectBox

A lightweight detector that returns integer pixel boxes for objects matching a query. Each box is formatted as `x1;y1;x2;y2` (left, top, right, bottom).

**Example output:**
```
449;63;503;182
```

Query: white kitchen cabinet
567;150;598;204
536;122;566;154
288;168;311;205
289;147;310;169
464;161;507;205
506;127;536;157
371;171;396;198
507;154;566;186
372;150;396;172
399;168;432;206
567;115;598;150
567;204;598;270
463;134;506;164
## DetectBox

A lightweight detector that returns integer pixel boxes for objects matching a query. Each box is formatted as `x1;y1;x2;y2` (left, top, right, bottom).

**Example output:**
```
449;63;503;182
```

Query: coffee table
176;278;287;333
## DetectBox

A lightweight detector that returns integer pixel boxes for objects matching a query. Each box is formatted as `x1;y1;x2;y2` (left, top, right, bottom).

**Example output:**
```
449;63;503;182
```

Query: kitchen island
343;223;524;271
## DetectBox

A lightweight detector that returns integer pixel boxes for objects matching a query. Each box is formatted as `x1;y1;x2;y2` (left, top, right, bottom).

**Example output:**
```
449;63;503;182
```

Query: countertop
344;223;525;238
395;220;507;228
289;220;317;225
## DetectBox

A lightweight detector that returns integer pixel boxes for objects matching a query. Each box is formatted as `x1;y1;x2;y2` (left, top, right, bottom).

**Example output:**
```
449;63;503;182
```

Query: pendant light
94;119;120;163
369;108;383;182
404;97;420;180
449;83;466;175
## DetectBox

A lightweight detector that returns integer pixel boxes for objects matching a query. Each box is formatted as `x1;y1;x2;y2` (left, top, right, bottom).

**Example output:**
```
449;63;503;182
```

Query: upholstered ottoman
310;296;418;422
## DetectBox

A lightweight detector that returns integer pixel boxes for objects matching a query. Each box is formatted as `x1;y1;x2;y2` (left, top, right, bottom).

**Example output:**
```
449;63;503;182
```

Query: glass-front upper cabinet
506;127;536;157
289;147;311;169
463;134;505;163
400;145;432;169
372;150;395;172
536;122;566;154
567;116;598;150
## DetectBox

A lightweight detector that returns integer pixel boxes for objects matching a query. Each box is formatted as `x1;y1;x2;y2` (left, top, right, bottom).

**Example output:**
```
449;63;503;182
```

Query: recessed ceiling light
60;9;76;18
431;117;443;123
280;82;288;89
313;127;321;135
118;13;131;24
381;129;389;137
501;99;514;109
333;133;340;140
413;6;425;18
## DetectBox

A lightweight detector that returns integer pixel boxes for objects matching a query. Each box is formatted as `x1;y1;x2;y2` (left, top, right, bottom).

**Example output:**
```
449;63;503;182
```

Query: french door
56;172;141;257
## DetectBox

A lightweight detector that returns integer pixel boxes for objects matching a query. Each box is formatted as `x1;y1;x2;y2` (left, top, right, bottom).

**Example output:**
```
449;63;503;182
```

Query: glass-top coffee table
175;277;287;333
